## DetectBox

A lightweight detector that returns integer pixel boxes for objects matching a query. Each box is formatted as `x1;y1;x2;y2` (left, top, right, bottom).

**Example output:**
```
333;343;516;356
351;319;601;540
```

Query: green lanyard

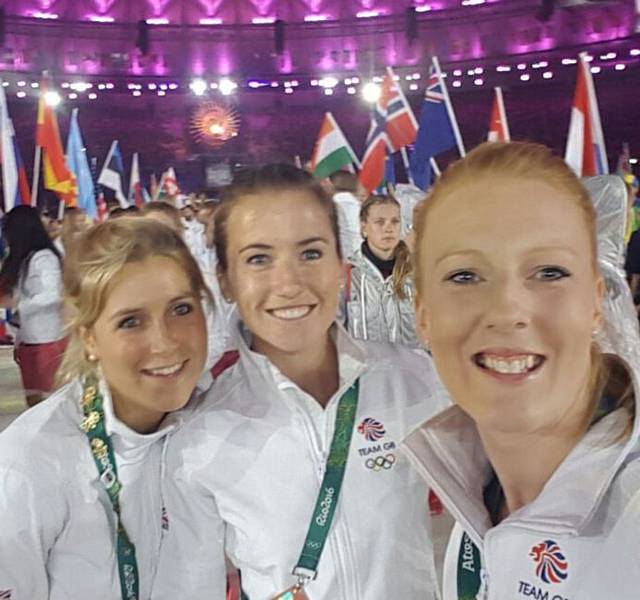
79;376;139;600
456;530;482;599
292;379;359;584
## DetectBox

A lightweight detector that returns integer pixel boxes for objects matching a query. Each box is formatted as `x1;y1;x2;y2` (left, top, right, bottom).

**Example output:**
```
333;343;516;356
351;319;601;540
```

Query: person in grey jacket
344;194;421;349
403;142;640;599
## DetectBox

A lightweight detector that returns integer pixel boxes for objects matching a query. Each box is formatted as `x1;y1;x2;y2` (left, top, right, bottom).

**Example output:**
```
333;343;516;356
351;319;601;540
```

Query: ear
80;326;99;360
414;292;431;347
216;265;234;303
592;275;606;331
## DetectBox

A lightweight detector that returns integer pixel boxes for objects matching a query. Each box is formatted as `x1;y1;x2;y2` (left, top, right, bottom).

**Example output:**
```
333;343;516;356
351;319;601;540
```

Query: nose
271;258;304;298
484;277;530;332
148;318;180;354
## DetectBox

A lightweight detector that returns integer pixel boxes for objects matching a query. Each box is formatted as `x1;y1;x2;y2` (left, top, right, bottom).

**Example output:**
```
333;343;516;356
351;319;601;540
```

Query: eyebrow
238;237;330;254
108;293;195;322
434;246;580;267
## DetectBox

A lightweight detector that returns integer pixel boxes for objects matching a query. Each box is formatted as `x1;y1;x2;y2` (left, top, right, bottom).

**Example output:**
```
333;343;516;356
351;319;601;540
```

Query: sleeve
17;252;63;319
0;466;63;599
152;466;227;600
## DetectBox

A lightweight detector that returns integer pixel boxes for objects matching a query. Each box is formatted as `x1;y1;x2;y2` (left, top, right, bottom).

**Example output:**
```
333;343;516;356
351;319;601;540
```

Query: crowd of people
0;141;639;599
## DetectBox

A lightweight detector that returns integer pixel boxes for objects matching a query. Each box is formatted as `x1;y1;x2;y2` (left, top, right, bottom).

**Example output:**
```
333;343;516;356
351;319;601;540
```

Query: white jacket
15;249;64;344
153;324;448;600
0;377;190;599
332;192;362;259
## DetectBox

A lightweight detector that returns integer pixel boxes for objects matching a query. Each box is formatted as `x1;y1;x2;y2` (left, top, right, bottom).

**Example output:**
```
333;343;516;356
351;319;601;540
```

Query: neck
367;242;394;261
253;332;339;407
477;404;592;516
110;394;165;434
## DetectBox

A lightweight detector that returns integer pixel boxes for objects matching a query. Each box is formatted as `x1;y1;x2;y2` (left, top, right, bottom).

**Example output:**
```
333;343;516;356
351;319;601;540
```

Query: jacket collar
403;404;634;547
233;320;367;409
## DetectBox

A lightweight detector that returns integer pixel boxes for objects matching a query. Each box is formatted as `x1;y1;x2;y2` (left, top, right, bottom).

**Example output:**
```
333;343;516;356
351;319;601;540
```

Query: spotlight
362;81;381;103
44;90;61;107
190;78;207;96
218;78;237;96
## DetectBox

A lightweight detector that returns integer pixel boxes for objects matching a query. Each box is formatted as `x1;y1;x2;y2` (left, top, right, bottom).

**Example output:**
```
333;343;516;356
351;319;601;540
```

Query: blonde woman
403;142;640;598
344;194;420;348
0;218;210;598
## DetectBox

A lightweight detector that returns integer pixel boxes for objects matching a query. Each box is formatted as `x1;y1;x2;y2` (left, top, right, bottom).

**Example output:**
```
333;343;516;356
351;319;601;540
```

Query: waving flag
410;57;465;190
565;52;608;177
154;167;180;201
66;109;97;220
311;112;361;179
488;87;511;143
98;140;128;208
0;85;30;212
35;77;77;206
129;152;145;207
359;69;418;194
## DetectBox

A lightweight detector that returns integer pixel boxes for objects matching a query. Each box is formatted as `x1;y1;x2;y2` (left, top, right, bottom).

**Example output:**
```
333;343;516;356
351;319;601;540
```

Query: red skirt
14;338;68;394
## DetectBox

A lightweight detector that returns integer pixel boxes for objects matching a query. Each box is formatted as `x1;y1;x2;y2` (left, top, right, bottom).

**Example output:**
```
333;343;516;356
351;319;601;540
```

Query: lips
141;360;187;378
268;305;314;320
473;351;546;377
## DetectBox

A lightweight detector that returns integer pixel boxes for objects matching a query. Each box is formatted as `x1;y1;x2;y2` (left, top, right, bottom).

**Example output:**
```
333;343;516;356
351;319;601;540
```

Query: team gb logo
529;540;568;584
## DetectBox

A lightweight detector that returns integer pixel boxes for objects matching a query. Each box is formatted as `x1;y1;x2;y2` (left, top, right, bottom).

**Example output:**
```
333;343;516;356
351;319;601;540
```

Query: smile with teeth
142;361;186;377
269;305;313;320
474;353;544;375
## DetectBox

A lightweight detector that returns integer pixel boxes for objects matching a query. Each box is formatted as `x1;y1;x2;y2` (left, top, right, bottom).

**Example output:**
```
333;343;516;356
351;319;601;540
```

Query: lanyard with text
272;379;359;600
79;376;139;600
457;531;482;600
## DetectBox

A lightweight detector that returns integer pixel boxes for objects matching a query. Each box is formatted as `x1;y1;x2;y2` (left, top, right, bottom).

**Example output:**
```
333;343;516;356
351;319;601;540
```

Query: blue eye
535;266;571;281
247;254;270;266
302;248;322;260
117;316;140;329
173;302;193;316
446;270;481;284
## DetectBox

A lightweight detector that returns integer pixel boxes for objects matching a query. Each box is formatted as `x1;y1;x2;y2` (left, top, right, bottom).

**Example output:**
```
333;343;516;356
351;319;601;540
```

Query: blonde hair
57;217;212;384
360;194;412;300
413;141;633;429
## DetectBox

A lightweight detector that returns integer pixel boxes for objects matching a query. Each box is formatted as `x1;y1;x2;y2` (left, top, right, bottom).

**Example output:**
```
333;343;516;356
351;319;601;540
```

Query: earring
87;353;98;363
591;328;601;339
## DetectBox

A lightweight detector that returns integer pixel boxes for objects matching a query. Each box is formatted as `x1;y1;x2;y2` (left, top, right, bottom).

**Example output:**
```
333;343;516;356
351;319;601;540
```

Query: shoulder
27;249;61;271
0;381;86;477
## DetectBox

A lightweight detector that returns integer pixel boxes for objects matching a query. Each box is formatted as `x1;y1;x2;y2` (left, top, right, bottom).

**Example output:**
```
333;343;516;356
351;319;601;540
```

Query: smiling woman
153;164;448;600
0;217;211;598
403;142;640;600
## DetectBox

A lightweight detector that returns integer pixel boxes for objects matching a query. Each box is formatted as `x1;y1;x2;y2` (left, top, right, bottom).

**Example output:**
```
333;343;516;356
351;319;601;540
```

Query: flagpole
430;157;441;177
327;112;362;169
31;146;41;206
400;147;415;185
495;87;511;142
432;56;466;157
579;51;608;174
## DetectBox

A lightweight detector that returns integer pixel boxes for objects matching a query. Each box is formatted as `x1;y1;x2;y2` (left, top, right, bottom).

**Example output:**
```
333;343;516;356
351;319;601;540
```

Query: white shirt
0;377;192;599
15;249;64;344
153;324;448;600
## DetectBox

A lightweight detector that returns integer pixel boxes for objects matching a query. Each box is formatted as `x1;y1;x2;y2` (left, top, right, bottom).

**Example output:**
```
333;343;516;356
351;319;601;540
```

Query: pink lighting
304;15;329;22
89;15;115;23
252;17;276;24
452;80;462;87
356;10;383;18
415;5;432;12
615;64;626;71
542;71;553;79
31;11;59;19
200;18;223;25
473;78;483;85
520;73;530;81
146;18;170;25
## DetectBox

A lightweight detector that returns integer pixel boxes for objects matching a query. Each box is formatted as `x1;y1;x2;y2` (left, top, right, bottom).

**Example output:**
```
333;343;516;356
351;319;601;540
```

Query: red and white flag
359;68;418;194
487;87;510;143
565;52;608;176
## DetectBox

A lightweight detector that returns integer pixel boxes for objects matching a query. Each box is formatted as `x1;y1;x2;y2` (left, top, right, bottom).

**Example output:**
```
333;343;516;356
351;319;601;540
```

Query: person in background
140;201;184;235
0;205;65;407
55;206;92;255
329;170;367;259
404;141;640;599
0;217;210;598
153;164;446;600
344;194;421;348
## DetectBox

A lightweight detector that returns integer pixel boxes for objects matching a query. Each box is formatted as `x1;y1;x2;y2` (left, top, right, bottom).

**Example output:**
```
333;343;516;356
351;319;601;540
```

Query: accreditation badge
270;585;310;600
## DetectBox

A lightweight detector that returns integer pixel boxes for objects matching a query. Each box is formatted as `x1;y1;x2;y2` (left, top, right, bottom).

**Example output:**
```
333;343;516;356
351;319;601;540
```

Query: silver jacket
402;175;640;600
344;246;421;349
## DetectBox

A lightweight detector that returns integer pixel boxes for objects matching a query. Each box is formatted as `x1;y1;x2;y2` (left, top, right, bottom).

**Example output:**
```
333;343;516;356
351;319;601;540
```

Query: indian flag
311;112;361;179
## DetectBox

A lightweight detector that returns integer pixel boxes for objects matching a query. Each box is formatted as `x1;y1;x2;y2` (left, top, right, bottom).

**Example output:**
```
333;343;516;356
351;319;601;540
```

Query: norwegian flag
409;57;465;190
488;87;511;143
359;68;418;194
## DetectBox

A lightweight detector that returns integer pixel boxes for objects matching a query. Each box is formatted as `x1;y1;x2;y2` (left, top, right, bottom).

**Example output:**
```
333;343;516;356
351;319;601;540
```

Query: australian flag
410;67;457;190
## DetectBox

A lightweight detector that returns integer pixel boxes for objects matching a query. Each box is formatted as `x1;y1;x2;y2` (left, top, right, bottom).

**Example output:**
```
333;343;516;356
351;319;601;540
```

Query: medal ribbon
79;376;139;600
293;379;359;578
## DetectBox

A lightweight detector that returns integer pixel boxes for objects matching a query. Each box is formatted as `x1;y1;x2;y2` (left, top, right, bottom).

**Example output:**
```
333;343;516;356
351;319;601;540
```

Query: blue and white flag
98;140;128;208
66;108;97;220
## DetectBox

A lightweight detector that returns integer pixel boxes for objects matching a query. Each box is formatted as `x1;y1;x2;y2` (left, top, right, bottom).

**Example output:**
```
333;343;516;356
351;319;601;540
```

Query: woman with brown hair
343;194;421;348
0;217;211;598
403;142;640;599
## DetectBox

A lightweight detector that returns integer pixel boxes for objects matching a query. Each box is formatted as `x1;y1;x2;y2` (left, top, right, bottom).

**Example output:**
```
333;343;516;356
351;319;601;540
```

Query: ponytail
391;240;412;300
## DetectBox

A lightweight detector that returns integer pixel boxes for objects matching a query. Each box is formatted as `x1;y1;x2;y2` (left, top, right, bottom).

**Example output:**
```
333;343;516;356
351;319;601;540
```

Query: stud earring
87;353;98;362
